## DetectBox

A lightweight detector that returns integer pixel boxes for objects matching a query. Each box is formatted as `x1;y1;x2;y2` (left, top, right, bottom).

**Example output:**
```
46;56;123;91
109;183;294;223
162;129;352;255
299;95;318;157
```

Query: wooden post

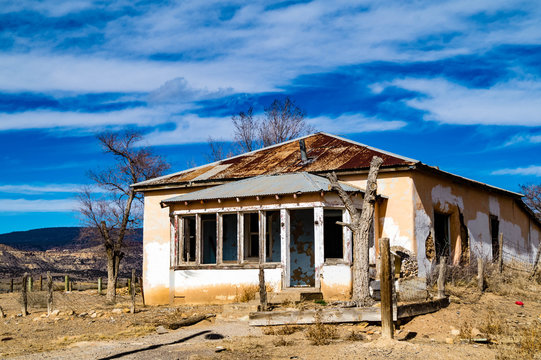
21;273;28;316
64;275;69;292
10;278;13;293
69;281;73;292
39;275;43;291
130;270;136;314
98;277;102;295
498;233;503;274
379;237;394;339
47;271;53;316
27;276;33;292
139;276;145;307
0;306;4;318
128;278;132;294
258;265;268;311
437;256;447;299
477;258;484;292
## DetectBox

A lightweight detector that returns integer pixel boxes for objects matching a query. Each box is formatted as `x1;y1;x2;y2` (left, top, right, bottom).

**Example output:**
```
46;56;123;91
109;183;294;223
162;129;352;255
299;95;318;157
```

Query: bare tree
327;156;383;306
78;131;169;302
206;136;226;162
232;107;258;153
521;184;541;277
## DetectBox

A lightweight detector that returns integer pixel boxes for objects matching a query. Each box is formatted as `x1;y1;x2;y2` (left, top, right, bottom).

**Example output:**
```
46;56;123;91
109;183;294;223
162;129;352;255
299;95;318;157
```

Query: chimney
299;139;308;162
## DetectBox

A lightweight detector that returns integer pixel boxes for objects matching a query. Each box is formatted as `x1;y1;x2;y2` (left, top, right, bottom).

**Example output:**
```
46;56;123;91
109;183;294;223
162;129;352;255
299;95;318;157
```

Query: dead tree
77;130;169;303
327;156;384;306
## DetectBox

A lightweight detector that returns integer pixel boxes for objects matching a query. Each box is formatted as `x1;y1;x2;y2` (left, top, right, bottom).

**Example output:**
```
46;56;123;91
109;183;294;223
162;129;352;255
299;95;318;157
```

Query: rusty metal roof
161;172;362;204
134;132;418;189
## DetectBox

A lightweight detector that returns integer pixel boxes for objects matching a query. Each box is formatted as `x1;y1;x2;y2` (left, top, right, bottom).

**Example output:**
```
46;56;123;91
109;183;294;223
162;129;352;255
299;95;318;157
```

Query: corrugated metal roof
134;132;418;188
161;172;362;203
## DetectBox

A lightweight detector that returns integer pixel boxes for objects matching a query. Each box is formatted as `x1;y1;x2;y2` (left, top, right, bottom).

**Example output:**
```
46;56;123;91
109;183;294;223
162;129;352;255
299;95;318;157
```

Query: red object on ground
515;301;524;306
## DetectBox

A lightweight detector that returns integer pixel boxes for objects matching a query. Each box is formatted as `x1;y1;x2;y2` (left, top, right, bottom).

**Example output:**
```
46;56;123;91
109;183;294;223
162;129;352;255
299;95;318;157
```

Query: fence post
65;275;69;292
139;276;145;307
0;306;4;318
21;273;28;316
128;278;132;294
380;237;394;339
47;271;53;316
39;275;43;291
27;276;33;292
69;280;73;292
258;265;268;311
130;270;136;314
437;256;447;299
10;278;13;293
498;233;504;274
478;258;484;292
98;277;102;295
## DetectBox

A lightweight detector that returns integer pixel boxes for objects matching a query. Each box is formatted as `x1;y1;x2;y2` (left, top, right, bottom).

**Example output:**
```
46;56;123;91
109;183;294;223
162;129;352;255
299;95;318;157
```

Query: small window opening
201;214;217;264
244;213;259;260
182;216;196;262
222;214;238;262
324;209;343;260
434;212;450;259
265;211;281;262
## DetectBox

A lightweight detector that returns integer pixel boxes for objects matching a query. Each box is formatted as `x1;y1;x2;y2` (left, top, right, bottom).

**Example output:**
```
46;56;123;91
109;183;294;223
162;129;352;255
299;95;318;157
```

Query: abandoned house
132;133;541;305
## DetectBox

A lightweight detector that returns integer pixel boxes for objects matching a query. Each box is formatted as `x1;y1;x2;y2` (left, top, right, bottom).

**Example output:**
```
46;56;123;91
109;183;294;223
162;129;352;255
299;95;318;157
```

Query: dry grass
497;323;541;360
263;325;302;336
235;285;259;302
345;330;365;341
56;324;156;346
304;312;338;345
479;310;505;337
272;336;293;346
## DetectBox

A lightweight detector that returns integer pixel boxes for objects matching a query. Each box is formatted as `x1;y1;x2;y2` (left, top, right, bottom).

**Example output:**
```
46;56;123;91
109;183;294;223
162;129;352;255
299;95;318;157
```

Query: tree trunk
106;251;119;303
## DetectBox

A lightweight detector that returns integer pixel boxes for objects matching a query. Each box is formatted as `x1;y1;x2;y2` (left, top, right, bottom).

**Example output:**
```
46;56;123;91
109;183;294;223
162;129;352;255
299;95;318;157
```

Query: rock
40;314;47;318
445;337;454;344
123;308;130;314
181;313;188;319
111;308;122;314
450;329;460;336
471;328;482;337
156;326;168;334
51;310;60;316
78;312;88;317
215;346;226;353
66;310;74;316
90;313;97;318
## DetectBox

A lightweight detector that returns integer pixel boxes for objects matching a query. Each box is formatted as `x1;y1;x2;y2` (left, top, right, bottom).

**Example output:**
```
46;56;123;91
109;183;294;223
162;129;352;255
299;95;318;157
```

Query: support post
65;275;69;292
130;269;136;314
258;265;268;311
498;233;503;274
379;237;394;339
27;276;33;292
10;278;13;293
139;276;145;307
47;271;53;316
21;273;28;316
477;258;484;292
128;278;132;294
39;275;43;291
98;277;102;295
437;256;447;299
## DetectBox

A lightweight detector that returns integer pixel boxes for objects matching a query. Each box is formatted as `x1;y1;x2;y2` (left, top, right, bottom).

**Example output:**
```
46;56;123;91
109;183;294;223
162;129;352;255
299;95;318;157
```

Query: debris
445;337;454;344
215;346;226;353
50;310;60;316
111;309;122;314
450;329;460;336
472;338;490;344
166;314;216;330
516;301;524;306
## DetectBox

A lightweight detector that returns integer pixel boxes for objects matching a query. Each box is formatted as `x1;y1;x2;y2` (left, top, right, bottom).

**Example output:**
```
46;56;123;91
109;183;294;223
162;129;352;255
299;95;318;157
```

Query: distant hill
0;227;142;251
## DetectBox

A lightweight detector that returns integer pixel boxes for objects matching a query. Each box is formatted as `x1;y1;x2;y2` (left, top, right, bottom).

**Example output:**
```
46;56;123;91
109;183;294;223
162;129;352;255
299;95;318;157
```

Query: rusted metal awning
161;172;363;204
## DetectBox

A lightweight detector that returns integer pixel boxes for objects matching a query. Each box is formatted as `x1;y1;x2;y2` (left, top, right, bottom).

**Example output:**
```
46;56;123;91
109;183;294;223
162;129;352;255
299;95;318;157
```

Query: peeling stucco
414;208;432;277
381;216;411;250
431;185;464;212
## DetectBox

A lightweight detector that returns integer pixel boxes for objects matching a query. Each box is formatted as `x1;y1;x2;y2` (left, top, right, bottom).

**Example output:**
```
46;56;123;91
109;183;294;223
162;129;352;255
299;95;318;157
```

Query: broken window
490;215;500;261
265;211;281;262
244;213;259;260
434;212;450;259
324;209;343;260
182;216;196;262
222;213;238;262
201;214;217;264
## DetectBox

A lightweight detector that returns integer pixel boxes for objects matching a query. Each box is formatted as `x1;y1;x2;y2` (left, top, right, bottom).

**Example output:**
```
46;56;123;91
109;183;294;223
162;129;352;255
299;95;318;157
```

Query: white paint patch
173;268;282;292
431;185;464;212
414;208;432;277
381;217;411;250
500;219;529;263
489;196;500;217
467;211;491;259
530;225;540;264
145;242;170;288
321;264;351;287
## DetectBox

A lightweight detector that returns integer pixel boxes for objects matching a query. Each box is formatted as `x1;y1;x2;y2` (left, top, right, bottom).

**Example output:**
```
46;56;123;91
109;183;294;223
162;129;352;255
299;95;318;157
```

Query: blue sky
1;0;541;233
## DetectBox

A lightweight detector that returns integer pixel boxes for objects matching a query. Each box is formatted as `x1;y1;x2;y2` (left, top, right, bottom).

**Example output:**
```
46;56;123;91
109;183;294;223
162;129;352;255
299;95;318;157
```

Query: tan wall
412;171;541;276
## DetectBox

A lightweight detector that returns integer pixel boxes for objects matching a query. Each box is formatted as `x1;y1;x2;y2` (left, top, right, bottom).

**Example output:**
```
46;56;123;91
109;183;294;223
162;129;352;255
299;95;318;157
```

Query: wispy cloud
0;184;87;194
492;165;541;176
504;133;541;146
0;198;77;212
308;114;406;133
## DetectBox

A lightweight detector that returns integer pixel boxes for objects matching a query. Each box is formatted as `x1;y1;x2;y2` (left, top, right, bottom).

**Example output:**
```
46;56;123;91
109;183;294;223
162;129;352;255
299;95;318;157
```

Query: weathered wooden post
10;278;13;293
128;277;132;294
64;275;69;292
258;265;268;312
130;269;136;314
498;233;504;274
437;256;447;299
380;237;394;339
21;273;28;316
27;276;33;292
98;277;102;295
139;276;145;307
69;280;73;292
477;258;484;292
0;306;5;318
39;275;43;291
47;271;53;316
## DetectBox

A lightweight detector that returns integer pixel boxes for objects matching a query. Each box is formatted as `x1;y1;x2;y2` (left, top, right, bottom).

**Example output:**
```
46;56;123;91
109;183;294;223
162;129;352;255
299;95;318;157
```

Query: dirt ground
0;278;540;360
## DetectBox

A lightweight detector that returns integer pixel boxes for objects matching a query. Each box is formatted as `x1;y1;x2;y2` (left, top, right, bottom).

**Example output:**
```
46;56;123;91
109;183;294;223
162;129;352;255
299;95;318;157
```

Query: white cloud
504;134;541;146
0;199;77;213
0;184;90;194
385;78;541;126
492;165;541;176
309;114;406;133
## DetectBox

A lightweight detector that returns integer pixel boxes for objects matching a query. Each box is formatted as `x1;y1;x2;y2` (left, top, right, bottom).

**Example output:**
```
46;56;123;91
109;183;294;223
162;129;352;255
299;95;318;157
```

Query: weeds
273;336;293;346
263;325;302;336
304;312;338;345
235;285;259;302
345;330;365;341
497;323;541;360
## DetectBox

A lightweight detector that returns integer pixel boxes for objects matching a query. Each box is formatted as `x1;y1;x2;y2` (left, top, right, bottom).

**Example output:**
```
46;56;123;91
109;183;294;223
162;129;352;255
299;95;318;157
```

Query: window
434;212;450;258
244;213;259;260
222;213;238;262
182;216;196;262
490;215;500;261
324;209;343;260
201;214;217;264
265;211;281;262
